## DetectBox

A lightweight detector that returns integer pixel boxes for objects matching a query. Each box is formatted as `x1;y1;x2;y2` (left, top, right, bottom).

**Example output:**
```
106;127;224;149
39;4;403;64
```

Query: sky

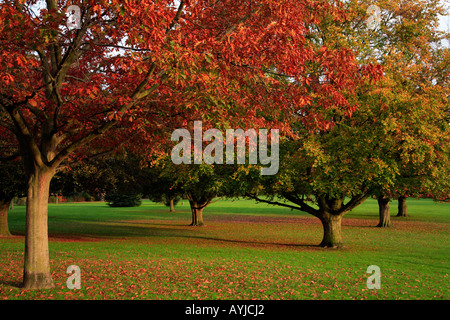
438;0;450;31
438;0;450;28
438;7;450;47
439;14;450;32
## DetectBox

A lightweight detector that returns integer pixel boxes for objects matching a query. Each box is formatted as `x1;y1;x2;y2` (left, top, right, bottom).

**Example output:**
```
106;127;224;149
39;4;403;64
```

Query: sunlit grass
0;198;448;300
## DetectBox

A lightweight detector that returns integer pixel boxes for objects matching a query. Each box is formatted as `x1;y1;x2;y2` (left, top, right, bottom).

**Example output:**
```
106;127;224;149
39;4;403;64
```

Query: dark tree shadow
0;280;22;289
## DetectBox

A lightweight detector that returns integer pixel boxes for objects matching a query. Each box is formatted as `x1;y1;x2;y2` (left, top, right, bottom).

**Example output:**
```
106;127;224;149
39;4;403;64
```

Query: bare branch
245;193;318;215
6;107;44;168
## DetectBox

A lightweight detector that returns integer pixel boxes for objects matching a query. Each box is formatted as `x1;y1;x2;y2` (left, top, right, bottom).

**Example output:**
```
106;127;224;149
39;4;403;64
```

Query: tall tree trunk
0;198;12;237
189;201;204;226
397;196;408;217
22;168;55;290
377;195;391;227
318;212;343;248
169;197;175;212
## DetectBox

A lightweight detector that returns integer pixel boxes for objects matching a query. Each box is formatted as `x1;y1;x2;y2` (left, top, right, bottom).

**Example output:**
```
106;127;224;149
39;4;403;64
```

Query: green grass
0;198;448;300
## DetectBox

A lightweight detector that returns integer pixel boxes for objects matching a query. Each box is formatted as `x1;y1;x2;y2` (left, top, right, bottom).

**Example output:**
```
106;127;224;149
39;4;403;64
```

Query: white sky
438;10;450;47
438;14;450;32
438;0;450;31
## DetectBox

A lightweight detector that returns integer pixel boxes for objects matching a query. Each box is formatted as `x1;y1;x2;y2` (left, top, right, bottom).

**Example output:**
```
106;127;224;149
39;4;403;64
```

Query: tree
54;154;148;204
377;195;391;227
247;0;450;245
167;196;182;212
151;193;182;213
158;156;229;226
397;196;408;217
143;161;183;212
0;0;376;289
0;160;25;237
340;0;450;225
246;115;394;248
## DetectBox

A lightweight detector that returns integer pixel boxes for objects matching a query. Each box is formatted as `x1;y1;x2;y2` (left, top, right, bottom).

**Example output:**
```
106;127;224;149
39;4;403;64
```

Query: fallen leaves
0;206;448;300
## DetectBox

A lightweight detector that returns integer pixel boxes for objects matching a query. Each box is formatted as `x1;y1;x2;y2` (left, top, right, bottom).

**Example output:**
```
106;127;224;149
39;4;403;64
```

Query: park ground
0;198;448;300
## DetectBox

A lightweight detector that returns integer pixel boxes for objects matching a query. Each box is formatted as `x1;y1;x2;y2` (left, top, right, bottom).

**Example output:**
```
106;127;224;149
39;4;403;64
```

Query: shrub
105;193;142;207
81;191;92;202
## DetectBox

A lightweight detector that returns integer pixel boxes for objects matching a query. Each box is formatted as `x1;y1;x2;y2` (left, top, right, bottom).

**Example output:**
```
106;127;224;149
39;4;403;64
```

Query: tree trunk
397;196;408;217
189;201;204;226
169;197;175;212
318;212;343;248
22;168;55;290
377;196;391;227
0;198;12;237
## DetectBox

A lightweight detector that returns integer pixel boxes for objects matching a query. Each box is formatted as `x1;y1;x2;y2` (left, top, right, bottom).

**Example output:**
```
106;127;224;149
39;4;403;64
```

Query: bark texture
318;212;343;248
22;168;55;290
0;199;12;237
397;196;408;217
189;200;205;226
377;195;391;227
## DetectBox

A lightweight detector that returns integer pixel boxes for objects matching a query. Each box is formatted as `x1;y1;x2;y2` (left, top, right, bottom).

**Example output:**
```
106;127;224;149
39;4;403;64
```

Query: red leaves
0;0;382;167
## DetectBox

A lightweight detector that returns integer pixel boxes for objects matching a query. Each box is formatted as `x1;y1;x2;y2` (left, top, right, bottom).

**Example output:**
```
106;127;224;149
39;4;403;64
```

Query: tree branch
341;192;371;215
282;192;320;217
6;107;45;168
166;0;185;34
246;193;318;215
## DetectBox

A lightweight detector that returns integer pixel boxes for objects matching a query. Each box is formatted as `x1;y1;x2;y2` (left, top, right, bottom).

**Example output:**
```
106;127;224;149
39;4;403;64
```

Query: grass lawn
0;197;448;300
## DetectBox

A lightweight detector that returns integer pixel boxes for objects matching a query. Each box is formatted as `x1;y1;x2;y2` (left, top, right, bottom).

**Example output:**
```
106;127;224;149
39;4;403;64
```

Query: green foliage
157;156;230;205
105;193;142;207
141;160;183;206
149;194;182;208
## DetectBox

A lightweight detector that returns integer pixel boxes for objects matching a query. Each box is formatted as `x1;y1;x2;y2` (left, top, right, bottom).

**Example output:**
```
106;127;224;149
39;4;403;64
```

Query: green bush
105;193;142;207
81;191;92;202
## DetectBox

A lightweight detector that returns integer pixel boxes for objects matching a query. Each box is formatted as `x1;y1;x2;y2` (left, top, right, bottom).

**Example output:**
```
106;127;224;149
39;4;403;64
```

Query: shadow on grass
0;280;22;289
14;219;325;250
181;234;321;249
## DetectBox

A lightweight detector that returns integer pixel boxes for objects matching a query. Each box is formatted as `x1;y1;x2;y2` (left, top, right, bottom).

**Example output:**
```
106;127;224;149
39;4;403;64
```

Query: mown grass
0;198;448;300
